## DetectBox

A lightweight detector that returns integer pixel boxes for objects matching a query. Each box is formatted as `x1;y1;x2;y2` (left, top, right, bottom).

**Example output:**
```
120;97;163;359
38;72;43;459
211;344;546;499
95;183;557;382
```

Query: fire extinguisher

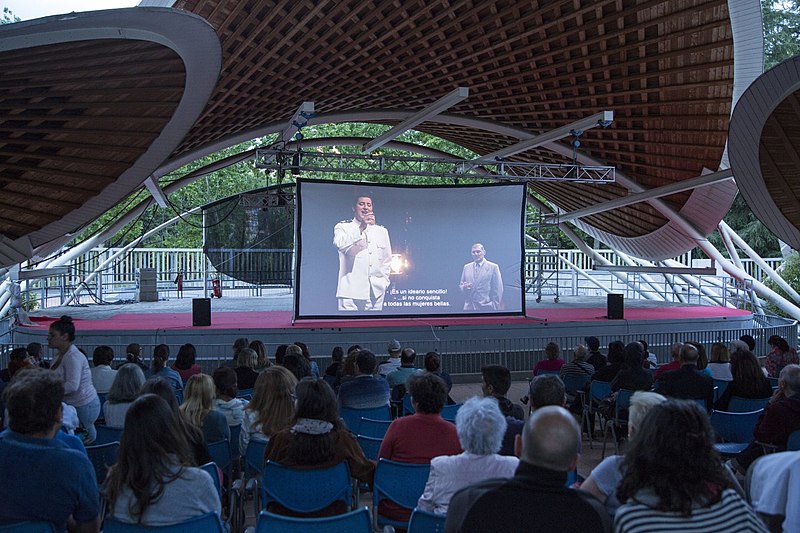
212;277;222;298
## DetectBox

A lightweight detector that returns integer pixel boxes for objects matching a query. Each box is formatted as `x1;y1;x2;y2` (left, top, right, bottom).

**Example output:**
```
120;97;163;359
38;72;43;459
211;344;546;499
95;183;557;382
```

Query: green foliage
762;0;800;69
1;7;19;24
764;252;800;317
708;194;781;258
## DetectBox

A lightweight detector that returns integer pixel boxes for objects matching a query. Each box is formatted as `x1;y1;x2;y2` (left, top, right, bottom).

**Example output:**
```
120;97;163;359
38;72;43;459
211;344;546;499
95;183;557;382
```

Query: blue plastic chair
253;507;371;533
601;388;634;458
356;434;382;461
237;388;254;401
710;409;763;456
403;394;415;416
340;405;391;434
200;462;223;498
562;374;591;397
358;417;392;439
373;459;431;531
581;380;612;449
788;430;800;451
94;425;123;445
408;508;446;533
440;403;462;422
237;439;268;516
104;512;226;532
534;369;561;376
85;441;119;483
261;461;353;514
728;396;771;413
713;379;730;401
0;522;54;532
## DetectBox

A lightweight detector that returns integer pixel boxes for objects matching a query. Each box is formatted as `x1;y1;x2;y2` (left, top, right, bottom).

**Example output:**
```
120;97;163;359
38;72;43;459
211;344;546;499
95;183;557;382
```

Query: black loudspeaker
192;298;211;326
607;293;624;320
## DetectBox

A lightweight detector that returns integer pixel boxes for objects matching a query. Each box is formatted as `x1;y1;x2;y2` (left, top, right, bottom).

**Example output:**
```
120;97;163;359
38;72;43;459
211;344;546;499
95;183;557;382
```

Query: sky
3;0;139;21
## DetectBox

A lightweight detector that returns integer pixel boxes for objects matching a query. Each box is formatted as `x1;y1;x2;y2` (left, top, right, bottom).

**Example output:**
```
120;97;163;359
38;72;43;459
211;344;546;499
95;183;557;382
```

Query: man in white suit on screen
460;243;503;311
333;196;392;311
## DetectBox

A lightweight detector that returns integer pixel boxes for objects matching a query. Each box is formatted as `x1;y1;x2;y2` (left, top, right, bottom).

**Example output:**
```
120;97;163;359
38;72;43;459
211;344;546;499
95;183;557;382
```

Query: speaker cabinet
192;298;211;326
607;293;624;320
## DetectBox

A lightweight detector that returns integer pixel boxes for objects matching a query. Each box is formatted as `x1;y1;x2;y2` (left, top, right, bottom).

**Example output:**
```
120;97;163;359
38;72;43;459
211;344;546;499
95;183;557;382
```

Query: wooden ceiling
0;0;761;263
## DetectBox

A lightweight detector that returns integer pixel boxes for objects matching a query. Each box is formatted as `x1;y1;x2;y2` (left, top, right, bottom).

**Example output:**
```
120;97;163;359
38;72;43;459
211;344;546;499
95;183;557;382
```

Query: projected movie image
295;179;526;319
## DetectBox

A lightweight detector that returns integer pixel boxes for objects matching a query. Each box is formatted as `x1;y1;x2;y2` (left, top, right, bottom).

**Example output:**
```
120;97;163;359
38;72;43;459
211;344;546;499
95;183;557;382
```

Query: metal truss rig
254;148;616;183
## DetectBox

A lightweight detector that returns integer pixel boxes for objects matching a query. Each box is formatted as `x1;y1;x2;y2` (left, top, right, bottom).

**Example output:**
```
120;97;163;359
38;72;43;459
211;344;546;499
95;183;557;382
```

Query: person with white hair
417;396;518;515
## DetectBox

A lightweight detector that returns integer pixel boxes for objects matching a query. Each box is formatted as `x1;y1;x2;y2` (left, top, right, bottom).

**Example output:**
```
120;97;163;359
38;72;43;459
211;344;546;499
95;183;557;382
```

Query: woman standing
48;315;100;443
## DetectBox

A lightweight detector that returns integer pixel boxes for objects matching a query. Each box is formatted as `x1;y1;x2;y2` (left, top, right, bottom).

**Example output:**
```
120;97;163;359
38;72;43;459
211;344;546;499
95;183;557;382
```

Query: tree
762;0;800;69
1;7;19;24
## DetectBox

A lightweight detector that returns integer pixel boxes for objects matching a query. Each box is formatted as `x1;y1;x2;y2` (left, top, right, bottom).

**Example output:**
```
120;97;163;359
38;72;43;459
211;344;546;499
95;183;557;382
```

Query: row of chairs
339;401;463;436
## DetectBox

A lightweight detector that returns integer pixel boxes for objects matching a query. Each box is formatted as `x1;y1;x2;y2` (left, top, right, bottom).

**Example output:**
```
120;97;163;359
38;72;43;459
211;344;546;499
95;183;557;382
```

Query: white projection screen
294;179;526;319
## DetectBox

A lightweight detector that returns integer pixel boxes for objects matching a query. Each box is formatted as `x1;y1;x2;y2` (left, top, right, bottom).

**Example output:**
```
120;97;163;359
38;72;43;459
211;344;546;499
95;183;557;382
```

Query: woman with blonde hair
239;366;297;455
180;374;229;445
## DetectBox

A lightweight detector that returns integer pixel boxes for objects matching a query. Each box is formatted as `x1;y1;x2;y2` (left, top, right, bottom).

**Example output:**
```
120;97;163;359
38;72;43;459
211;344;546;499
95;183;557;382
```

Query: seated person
212;366;248;427
423;351;453;394
264;377;374;516
103;363;146;429
481;364;524;420
585;336;607;371
172;343;202;383
748;450;800;532
150;344;184;392
504;374;566;456
614;400;766;532
104;394;220;526
240;366;297;455
533;341;565;375
90;345;117;395
591;341;625;383
387;348;421;389
234;348;260;391
417;396;518;515
612;342;655;393
652;342;683;379
0;368;101;532
324;346;345;379
654;343;713;410
180;374;230;445
714;349;773;411
337;349;390;409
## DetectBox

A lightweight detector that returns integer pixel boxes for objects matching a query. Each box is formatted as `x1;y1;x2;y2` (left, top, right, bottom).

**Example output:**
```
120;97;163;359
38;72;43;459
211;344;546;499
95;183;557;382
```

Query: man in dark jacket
655;343;714;410
585;336;607;372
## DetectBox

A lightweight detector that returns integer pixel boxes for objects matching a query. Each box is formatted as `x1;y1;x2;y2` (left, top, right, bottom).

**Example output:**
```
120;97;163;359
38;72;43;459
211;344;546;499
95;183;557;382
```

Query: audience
481;364;524;420
638;339;657;368
263;377;374;516
27;341;49;368
387;347;420;389
714;349;773;411
424;351;453;395
172;343;202;383
240;366;297;455
685;340;712;376
150;344;183;392
282;344;312;381
740;334;757;353
180;374;230;445
48;315;101;444
507;374;567;455
104;394;220;526
446;405;611;532
614;400;766;532
653;342;683;379
0;368;101;532
234;347;260;390
748;449;800;532
707;342;733;381
533;341;565;375
579;391;667;515
377;339;402;377
249;339;271;370
229;337;250;367
212;366;248;427
337;349;390;409
0;347;31;383
765;335;799;378
121;342;148;372
591;340;625;383
654;343;713;410
560;344;594;381
90;345;116;394
103;363;146;429
585;336;607;371
610;342;653;393
325;346;345;379
417;396;518;515
294;341;320;378
273;344;288;366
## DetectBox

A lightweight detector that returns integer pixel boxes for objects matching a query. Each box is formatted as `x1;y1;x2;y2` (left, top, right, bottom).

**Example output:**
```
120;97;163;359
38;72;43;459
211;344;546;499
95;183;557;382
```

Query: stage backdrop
295;179;526;319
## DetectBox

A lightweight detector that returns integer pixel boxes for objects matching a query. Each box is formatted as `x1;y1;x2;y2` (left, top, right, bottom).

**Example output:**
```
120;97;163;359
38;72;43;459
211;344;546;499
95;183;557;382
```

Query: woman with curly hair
614;400;766;532
104;394;219;526
239;366;297;455
765;335;799;378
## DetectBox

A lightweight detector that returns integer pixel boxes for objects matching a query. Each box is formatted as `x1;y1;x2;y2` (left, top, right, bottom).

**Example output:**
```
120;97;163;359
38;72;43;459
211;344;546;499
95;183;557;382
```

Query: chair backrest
787;429;800;451
728;396;771;413
358;417;392;439
439;403;462;422
261;461;352;514
0;522;54;532
340;405;392;434
713;379;730;401
768;376;780;389
200;462;222;498
403;394;415;416
237;388;254;401
589;380;612;403
207;440;232;475
243;439;268;478
85;441;119;483
373;459;431;516
614;389;635;421
356;434;382;461
254;507;371;533
408;508;446;533
710;409;763;443
103;512;226;532
94;425;123;446
535;369;561;376
562;374;590;395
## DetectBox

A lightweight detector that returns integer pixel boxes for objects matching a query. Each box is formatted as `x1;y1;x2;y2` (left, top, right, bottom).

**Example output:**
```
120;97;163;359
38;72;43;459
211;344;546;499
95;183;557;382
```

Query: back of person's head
105;394;192;519
709;342;729;363
174;343;197;370
285;344;303;358
7;347;30;377
236;348;258;369
126;343;141;361
180;374;215;427
346;345;362;357
274;344;288;365
623;342;644;368
140;377;181;411
107;363;146;403
249;366;297;436
249;340;269;369
294;341;312;362
400;347;416;366
781;364;800;394
50;315;76;342
670;342;683;361
768;335;791;352
355;349;377;375
331;346;344;362
233;337;249;355
730;350;763;391
282;353;311;381
572;344;588;361
685;341;707;369
387;339;401;356
520;405;580;471
92;345;114;367
729;340;750;357
26;342;42;359
679;343;700;365
288;378;341;466
544;341;561;360
530;374;566;408
585;336;600;351
408;372;448;414
455;396;507;455
152;344;170;372
2;367;63;435
627;391;667;435
638;339;649;352
212;366;238;399
740;334;756;351
618;400;730;515
294;377;339;424
607;341;626;364
424;352;441;373
481;364;512;396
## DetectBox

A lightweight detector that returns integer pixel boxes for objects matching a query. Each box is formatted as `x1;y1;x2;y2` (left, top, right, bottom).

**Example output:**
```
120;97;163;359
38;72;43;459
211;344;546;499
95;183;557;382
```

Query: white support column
717;223;765;314
143;176;169;208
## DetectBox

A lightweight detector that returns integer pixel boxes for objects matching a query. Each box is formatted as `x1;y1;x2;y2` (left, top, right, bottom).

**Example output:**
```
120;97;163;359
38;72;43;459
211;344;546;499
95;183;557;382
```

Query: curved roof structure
0;0;767;267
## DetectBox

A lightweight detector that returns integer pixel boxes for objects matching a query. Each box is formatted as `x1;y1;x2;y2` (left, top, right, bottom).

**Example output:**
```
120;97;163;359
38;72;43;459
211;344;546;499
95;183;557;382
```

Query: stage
13;293;762;377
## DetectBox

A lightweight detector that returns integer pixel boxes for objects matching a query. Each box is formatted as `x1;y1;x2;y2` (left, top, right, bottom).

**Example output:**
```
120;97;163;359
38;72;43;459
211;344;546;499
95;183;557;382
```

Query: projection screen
294;178;526;319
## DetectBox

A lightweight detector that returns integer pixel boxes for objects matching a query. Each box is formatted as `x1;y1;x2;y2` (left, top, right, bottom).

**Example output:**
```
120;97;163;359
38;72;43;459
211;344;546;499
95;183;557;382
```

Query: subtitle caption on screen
386;288;450;308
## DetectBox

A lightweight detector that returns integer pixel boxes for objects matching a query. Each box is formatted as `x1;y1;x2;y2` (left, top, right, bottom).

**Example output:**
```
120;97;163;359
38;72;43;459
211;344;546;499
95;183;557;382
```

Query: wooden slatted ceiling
760;92;800;228
0;40;186;240
172;0;735;240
